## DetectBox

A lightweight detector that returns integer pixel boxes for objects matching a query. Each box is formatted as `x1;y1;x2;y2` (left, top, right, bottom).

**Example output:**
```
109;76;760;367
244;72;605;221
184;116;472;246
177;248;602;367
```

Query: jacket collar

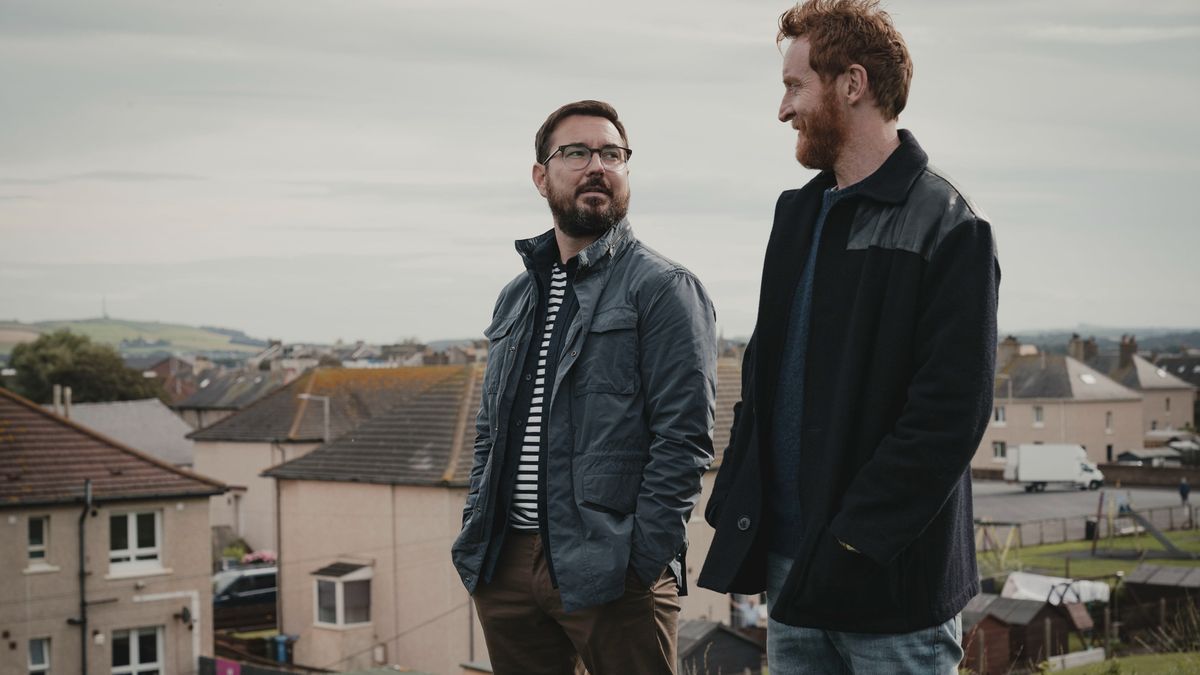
514;218;635;273
826;129;928;205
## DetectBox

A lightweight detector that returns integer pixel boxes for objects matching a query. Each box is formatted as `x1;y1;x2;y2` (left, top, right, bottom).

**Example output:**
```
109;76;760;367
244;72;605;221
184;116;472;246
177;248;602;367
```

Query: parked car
213;565;277;631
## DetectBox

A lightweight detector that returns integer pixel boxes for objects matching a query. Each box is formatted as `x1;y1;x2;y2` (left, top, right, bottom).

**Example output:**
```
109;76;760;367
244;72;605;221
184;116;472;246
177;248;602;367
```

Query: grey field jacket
450;219;717;612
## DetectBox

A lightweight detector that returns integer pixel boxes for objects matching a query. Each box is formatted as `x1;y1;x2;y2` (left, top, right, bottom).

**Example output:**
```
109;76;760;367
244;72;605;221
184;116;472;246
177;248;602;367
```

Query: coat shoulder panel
847;166;989;262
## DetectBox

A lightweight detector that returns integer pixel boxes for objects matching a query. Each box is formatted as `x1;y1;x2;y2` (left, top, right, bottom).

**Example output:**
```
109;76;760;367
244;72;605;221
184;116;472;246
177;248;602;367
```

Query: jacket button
509;345;516;352
524;373;532;381
570;351;577;357
737;516;751;531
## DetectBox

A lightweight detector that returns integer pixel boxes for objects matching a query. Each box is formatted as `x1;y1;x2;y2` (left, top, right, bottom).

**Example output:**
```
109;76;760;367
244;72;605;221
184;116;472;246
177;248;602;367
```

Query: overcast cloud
2;0;1197;343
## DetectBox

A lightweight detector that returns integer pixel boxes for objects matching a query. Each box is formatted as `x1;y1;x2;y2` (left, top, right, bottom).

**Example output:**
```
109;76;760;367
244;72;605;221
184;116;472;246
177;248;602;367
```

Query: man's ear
845;64;870;106
532;162;549;198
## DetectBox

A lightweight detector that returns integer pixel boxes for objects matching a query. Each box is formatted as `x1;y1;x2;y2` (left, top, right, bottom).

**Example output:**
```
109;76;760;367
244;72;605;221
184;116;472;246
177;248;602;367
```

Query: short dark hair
535;100;629;164
778;0;912;120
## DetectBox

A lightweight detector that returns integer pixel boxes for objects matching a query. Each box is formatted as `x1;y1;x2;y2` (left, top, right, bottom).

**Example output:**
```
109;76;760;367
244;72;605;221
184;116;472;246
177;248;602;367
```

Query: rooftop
263;359;744;487
176;368;289;412
0;387;224;508
996;353;1140;402
43;397;194;467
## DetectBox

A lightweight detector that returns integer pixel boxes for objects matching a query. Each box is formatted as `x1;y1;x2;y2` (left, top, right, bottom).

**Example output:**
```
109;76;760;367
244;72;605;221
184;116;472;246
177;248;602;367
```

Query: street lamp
297;393;331;443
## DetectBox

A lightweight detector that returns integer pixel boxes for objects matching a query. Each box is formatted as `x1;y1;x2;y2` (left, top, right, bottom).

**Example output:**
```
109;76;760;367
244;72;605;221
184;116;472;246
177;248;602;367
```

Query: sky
2;0;1198;344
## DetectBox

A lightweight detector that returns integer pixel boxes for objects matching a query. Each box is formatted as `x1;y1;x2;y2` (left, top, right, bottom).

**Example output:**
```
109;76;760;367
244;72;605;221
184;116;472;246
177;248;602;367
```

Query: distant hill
0;318;267;359
1010;327;1200;356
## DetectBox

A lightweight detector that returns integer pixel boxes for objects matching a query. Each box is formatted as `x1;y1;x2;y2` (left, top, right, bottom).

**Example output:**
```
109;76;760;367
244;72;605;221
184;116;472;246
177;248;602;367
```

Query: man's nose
583;152;607;174
779;98;794;123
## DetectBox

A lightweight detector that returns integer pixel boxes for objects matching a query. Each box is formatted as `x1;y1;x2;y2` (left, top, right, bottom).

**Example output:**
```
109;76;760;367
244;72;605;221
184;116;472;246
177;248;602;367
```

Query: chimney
1119;335;1138;368
998;335;1021;368
1084;337;1099;362
1067;333;1086;362
52;384;62;416
63;387;72;418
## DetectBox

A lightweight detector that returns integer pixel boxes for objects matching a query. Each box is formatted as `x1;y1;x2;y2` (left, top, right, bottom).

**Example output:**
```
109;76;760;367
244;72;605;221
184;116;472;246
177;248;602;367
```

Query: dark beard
547;179;629;238
796;84;847;171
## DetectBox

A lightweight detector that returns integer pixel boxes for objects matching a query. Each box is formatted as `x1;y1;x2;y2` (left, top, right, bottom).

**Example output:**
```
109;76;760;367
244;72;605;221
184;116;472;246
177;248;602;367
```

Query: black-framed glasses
541;143;632;171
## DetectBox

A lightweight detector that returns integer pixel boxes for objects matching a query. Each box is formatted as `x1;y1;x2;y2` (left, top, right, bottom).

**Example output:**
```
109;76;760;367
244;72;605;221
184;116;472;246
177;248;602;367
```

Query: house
1155;353;1200;429
189;366;481;555
0;386;226;675
174;369;291;430
976;336;1143;468
260;359;743;673
1117;447;1183;467
42;397;196;467
676;619;765;675
1078;335;1196;434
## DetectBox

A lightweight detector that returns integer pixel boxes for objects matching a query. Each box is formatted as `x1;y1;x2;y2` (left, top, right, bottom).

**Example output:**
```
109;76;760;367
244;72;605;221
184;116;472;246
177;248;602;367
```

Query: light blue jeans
766;553;963;674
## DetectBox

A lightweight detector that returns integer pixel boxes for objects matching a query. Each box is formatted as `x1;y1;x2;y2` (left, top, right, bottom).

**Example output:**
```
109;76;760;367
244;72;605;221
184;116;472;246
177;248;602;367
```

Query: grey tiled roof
1089;354;1195;392
264;358;745;488
45;398;194;467
996;354;1139;401
176;369;289;411
1156;355;1200;388
264;365;480;486
190;366;468;443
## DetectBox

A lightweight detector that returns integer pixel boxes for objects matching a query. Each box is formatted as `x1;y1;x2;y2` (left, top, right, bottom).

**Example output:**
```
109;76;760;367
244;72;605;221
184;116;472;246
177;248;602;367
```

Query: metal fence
980;505;1198;549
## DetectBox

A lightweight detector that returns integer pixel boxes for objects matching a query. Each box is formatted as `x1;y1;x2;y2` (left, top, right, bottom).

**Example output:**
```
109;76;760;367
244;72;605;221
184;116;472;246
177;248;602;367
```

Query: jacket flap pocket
484;313;519;340
589;307;637;333
582;473;641;515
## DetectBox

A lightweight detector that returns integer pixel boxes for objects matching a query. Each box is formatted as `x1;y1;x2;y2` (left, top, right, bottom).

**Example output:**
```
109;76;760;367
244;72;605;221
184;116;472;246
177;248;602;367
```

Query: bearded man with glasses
451;100;717;675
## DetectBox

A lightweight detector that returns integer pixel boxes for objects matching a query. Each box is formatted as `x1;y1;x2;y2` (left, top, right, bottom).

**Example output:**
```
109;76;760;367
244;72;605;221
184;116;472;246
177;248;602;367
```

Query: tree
8;329;165;404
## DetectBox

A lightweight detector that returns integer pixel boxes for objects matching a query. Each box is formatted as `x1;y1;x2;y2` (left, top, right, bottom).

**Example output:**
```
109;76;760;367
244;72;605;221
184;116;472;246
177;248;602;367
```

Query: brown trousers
472;530;680;675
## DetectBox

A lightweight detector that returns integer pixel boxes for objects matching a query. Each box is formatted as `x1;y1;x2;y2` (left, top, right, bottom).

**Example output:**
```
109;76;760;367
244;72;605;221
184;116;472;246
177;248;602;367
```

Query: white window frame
1033;405;1044;427
28;515;48;562
313;566;373;628
111;626;163;675
992;441;1007;462
29;637;49;675
993;406;1006;426
1105;411;1113;434
109;511;163;574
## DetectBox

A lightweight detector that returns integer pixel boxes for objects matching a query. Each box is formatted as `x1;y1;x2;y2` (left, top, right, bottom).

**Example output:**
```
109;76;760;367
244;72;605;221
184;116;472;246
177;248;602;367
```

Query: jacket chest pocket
483;313;520;394
574;307;639;396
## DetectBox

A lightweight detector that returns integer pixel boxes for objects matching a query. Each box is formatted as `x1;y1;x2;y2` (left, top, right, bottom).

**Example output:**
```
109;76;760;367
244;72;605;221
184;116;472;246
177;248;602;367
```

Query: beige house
976;338;1143;468
189;366;471;554
0;387;225;675
263;360;743;673
1077;335;1196;435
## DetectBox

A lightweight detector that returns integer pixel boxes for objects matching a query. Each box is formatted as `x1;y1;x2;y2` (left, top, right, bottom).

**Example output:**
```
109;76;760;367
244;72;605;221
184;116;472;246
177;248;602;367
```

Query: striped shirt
508;263;568;529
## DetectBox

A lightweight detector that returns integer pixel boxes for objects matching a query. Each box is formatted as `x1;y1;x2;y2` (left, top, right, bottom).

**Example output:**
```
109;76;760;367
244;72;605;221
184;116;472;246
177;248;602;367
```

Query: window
1033;406;1044;426
1107;444;1114;462
29;638;49;675
110;511;161;571
1152;420;1158;431
992;441;1007;460
1105;411;1113;433
28;516;48;562
1167;397;1172;412
993;406;1006;424
313;564;372;627
112;627;162;675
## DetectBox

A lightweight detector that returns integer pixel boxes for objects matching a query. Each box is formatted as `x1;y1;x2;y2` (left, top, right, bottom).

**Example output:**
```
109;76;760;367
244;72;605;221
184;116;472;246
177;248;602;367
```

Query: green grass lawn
981;529;1200;580
1057;652;1200;674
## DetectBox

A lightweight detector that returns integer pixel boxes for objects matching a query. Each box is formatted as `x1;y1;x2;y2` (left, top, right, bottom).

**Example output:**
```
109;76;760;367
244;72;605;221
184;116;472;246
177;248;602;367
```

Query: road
973;480;1186;523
